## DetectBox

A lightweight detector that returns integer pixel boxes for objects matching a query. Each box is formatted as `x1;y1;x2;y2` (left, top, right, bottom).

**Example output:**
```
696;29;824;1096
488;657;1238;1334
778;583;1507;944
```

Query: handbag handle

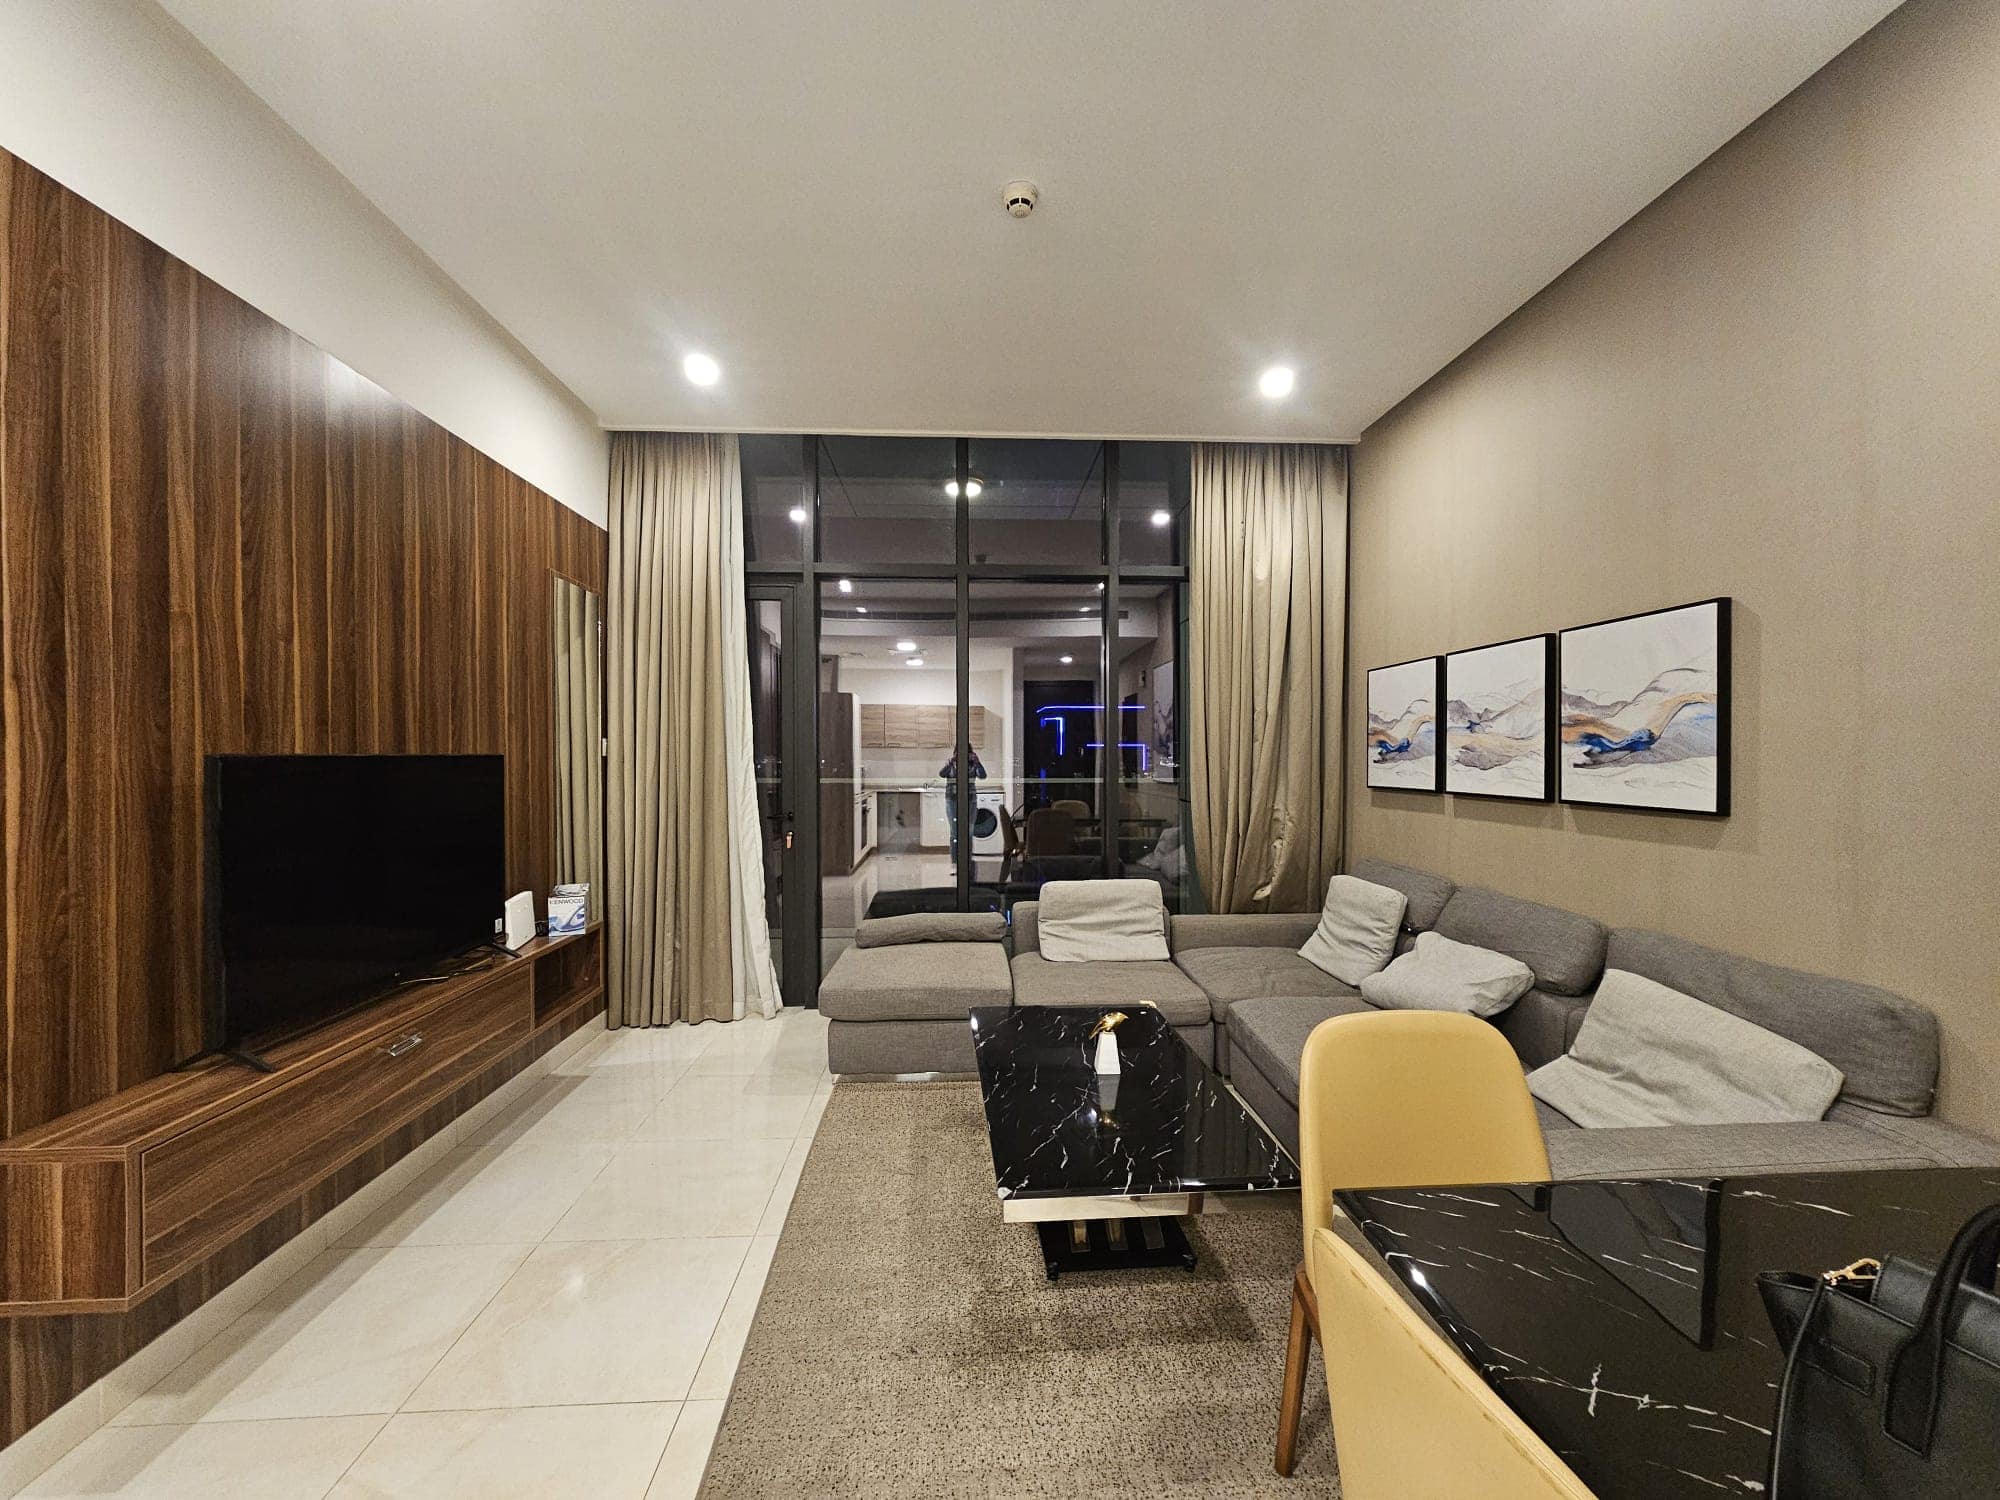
1883;1201;2000;1453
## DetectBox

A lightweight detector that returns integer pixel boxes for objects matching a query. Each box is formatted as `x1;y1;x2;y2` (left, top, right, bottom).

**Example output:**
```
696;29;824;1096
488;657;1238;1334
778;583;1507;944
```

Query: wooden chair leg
1275;1260;1315;1475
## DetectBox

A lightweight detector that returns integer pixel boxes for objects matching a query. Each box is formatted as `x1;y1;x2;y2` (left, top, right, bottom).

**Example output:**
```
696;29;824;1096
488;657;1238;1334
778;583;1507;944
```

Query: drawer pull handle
383;1033;425;1058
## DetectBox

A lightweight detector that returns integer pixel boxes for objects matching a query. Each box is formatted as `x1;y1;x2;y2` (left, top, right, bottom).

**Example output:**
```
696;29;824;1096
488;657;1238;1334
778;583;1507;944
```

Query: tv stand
0;924;602;1316
219;1044;277;1075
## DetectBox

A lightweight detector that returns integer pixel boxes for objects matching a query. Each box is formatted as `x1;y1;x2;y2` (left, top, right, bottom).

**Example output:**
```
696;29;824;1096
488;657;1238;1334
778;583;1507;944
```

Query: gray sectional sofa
820;939;1011;1075
818;857;2000;1179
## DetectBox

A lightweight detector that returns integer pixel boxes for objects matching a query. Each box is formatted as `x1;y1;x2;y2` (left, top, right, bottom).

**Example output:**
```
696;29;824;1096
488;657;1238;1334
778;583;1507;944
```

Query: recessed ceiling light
1078;607;1090;614
1097;582;1106;592
683;351;721;387
906;656;925;667
836;578;853;593
856;606;868;614
787;507;807;524
1059;654;1074;665
1149;509;1171;527
895;640;917;653
1258;364;1296;399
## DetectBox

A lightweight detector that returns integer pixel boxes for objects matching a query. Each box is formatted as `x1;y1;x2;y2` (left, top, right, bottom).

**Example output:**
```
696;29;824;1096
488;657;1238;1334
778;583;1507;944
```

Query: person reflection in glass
939;747;988;863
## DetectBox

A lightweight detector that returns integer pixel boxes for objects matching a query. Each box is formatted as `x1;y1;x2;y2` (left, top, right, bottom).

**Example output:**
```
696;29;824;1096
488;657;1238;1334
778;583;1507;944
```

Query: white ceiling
159;1;1896;443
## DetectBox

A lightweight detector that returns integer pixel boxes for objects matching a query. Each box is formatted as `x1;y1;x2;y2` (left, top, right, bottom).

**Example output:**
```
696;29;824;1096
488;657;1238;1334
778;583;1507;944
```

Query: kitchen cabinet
858;704;989;750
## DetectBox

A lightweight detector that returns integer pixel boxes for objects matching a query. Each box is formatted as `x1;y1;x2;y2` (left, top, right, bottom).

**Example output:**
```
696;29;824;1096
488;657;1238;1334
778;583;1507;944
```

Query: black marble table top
1341;1166;2000;1499
969;1005;1298;1201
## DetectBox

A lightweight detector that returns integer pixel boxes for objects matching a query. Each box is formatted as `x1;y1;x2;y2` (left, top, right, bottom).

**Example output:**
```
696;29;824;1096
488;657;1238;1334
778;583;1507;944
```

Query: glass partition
818;577;963;957
740;434;809;565
967;439;1104;565
1116;441;1189;567
817;436;956;564
969;580;1105;906
1114;580;1193;911
744;434;1201;979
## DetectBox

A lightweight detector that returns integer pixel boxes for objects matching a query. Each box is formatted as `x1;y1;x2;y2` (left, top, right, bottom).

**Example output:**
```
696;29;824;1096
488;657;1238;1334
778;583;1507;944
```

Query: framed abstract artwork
1365;656;1444;792
1558;598;1731;815
1444;634;1556;801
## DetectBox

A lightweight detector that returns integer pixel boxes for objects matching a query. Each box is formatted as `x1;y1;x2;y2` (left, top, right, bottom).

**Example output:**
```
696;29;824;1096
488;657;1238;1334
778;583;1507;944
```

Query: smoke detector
1002;179;1040;218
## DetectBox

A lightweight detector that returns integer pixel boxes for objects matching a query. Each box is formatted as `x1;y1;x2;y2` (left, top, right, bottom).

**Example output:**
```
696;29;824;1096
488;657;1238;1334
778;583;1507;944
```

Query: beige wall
1346;0;2000;1135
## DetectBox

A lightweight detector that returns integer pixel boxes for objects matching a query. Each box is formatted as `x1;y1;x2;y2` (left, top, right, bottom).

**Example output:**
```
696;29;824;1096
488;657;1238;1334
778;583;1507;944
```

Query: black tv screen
205;754;506;1051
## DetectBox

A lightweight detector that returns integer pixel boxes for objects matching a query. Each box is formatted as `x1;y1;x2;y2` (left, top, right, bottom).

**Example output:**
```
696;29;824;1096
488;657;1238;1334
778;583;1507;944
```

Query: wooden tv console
0;928;603;1317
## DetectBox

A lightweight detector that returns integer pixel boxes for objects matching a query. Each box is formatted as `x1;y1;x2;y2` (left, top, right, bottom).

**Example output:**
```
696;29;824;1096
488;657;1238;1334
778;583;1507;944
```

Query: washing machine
970;790;1008;855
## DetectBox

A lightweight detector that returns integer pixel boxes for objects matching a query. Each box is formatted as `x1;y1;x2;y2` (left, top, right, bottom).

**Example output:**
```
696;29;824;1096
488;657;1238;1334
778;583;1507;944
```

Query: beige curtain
551;578;604;922
607;432;738;1025
1187;443;1348;912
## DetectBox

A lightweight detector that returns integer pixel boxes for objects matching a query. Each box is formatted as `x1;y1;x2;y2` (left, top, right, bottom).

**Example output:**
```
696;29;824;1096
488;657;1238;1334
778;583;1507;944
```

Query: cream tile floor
22;1008;832;1500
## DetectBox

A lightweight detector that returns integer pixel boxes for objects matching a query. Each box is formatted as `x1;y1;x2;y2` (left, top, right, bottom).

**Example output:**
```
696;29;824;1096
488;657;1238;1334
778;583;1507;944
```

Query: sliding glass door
743;435;1192;983
816;577;963;947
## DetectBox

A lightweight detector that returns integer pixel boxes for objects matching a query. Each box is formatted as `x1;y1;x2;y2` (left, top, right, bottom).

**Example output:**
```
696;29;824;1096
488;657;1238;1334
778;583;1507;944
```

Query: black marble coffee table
1341;1166;2000;1498
969;1005;1299;1280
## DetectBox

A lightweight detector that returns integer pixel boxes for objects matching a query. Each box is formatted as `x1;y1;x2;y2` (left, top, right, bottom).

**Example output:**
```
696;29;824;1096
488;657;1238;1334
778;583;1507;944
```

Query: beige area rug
698;1081;1339;1498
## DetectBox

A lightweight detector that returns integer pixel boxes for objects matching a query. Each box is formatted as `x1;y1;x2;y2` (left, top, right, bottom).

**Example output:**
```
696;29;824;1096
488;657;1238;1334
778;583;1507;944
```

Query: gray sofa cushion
1173;948;1357;1023
1168;912;1321;952
1433;886;1607;997
1227;994;1377;1106
1008;954;1211;1027
1037;879;1170;962
1606;929;1938;1117
818;942;1013;1023
1359;931;1535;1019
826;1018;977;1075
1543;1119;1939;1180
854;911;1007;948
1828;1105;2000;1168
1533;1099;1580;1136
1529;968;1845;1129
1300;875;1407;985
1348;858;1455;932
1497;989;1592;1071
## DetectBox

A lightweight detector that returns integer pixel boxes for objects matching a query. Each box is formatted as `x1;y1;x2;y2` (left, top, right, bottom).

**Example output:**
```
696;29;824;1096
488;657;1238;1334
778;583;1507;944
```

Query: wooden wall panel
1;145;607;1128
5;161;73;1139
0;146;608;1449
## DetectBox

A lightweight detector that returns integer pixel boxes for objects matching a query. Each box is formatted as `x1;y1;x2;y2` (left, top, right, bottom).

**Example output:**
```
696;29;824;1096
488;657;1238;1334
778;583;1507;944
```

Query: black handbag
1756;1201;2000;1499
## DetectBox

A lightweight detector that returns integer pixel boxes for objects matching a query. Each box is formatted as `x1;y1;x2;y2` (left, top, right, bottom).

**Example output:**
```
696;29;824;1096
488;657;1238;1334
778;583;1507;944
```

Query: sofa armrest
1009;901;1039;956
1168;912;1319;952
1829;1104;2000;1167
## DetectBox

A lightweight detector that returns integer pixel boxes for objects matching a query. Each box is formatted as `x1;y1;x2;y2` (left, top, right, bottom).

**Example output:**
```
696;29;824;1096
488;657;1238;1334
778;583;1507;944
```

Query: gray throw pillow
1359;931;1534;1019
1299;875;1408;987
1528;968;1845;1128
1038;879;1170;963
853;912;1008;948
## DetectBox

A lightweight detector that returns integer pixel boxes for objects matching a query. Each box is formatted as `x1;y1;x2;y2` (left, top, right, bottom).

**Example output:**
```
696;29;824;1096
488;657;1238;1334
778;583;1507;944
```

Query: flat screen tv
204;754;506;1055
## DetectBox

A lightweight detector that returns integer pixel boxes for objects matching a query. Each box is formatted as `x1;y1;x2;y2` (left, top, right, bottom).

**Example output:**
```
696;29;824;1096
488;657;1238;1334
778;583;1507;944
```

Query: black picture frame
1443;633;1557;803
1557;597;1731;816
1364;655;1445;794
